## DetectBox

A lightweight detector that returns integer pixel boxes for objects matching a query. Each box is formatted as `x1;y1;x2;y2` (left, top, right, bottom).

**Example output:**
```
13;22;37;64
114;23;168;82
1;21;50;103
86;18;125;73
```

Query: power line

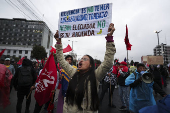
27;0;56;31
5;0;26;18
7;0;32;19
17;0;41;20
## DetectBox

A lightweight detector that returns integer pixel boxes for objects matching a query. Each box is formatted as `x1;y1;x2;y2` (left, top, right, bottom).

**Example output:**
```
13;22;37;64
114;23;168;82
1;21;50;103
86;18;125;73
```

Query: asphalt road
1;78;170;113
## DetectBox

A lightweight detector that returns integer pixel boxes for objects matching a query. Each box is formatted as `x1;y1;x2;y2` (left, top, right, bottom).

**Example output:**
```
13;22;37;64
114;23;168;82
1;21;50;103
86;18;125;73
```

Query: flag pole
127;49;128;64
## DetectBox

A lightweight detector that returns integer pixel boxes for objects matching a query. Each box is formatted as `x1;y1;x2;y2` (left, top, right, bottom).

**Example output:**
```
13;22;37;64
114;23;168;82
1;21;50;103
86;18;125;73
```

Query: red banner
34;53;57;106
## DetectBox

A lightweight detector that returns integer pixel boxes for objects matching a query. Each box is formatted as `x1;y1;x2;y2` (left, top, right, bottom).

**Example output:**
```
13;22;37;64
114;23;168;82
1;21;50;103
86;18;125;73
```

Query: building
153;43;170;64
0;18;53;60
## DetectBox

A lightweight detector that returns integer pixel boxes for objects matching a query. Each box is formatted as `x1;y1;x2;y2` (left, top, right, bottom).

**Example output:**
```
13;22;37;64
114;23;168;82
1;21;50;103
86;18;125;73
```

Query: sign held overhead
58;3;112;38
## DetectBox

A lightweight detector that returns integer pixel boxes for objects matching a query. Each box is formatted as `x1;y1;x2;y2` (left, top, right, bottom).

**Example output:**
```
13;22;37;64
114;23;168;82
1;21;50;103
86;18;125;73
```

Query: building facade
153;43;170;64
0;18;53;60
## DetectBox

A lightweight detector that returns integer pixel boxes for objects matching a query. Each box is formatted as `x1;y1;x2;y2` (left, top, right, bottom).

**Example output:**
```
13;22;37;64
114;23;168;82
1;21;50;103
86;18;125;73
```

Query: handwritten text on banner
58;3;112;38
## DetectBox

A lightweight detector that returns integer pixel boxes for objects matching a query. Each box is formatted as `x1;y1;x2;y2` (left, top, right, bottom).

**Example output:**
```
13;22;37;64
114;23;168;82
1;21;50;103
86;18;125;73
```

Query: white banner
58;3;112;38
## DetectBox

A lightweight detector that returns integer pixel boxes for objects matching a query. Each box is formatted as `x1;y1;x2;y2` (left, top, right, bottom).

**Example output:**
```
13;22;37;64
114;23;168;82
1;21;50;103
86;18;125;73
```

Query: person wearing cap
4;58;15;92
125;63;167;113
117;61;130;111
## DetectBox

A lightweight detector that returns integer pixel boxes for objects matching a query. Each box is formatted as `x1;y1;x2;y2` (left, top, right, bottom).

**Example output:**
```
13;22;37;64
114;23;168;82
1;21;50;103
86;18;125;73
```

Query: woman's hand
54;30;61;43
107;23;115;36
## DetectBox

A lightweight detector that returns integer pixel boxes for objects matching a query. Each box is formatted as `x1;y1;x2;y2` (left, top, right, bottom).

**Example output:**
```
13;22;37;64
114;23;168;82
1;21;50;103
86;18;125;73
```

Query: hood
157;95;170;113
22;59;32;67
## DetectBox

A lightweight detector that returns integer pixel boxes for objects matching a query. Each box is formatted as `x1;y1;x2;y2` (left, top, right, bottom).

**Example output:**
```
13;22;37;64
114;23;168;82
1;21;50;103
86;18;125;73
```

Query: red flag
34;53;57;106
50;46;56;54
124;25;132;50
17;57;25;65
63;44;72;53
36;59;40;65
0;49;6;58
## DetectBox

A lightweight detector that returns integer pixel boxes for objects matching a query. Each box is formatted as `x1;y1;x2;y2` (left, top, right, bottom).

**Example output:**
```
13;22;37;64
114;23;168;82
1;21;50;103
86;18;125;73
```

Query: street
0;78;170;113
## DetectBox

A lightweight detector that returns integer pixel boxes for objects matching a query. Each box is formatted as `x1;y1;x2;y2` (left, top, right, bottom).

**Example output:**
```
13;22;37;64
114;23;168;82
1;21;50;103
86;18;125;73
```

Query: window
19;50;22;54
25;50;28;54
13;55;16;58
8;50;10;53
14;50;16;54
25;56;27;59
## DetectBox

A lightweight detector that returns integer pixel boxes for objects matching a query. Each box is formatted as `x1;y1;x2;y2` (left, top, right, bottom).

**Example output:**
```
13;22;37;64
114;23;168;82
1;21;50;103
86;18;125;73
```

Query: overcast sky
0;0;170;62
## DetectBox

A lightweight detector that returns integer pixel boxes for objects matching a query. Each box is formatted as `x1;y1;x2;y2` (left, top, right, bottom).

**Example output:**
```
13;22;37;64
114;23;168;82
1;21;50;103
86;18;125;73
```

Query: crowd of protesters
0;23;170;113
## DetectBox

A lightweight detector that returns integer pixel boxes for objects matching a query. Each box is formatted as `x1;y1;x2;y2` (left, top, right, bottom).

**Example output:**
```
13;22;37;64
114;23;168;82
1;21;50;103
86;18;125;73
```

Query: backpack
18;66;33;87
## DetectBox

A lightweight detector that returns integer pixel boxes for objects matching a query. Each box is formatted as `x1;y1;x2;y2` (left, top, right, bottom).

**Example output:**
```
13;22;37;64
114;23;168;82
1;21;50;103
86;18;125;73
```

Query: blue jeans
119;86;129;108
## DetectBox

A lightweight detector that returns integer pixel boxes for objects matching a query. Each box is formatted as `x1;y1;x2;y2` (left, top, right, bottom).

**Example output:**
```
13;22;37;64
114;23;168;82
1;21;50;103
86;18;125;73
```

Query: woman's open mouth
78;62;82;68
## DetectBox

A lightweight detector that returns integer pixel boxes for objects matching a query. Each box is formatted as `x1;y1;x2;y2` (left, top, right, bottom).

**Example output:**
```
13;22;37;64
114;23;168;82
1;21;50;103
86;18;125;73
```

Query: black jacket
118;70;129;86
13;59;36;90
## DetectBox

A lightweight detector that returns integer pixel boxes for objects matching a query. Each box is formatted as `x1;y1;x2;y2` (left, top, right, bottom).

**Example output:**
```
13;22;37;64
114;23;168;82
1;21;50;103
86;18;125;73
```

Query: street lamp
68;40;77;52
154;30;162;46
154;30;162;55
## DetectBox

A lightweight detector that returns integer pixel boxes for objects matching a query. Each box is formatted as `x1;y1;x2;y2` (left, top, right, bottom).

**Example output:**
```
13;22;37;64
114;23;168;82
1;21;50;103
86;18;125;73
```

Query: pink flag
34;53;57;106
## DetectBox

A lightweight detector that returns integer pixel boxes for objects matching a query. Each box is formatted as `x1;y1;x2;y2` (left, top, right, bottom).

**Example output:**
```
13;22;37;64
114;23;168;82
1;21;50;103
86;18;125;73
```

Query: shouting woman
54;23;116;113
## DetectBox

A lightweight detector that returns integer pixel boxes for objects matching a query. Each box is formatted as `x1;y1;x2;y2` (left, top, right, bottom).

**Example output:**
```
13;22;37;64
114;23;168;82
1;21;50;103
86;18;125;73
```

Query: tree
130;60;134;66
14;57;20;62
31;45;47;60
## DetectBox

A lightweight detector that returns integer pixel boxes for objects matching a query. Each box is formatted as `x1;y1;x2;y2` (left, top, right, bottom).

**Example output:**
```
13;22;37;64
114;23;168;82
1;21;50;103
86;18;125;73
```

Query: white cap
5;58;10;61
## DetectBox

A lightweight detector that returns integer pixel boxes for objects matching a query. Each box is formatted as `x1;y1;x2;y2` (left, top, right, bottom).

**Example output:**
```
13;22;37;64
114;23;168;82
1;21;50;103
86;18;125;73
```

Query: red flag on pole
17;57;25;65
0;49;6;58
124;25;132;50
50;46;56;54
34;53;57;106
63;44;72;53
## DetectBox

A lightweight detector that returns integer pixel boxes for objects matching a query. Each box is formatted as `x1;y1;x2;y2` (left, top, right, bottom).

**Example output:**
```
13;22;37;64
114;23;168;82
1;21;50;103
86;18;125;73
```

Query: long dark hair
65;55;99;111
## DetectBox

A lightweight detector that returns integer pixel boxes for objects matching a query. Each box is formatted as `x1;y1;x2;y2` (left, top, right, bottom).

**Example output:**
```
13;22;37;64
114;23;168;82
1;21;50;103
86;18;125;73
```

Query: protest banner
58;3;112;38
147;56;164;65
141;56;148;64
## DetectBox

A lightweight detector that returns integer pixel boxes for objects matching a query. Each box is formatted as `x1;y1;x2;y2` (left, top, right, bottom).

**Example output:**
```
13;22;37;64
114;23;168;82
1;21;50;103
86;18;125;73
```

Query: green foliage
31;45;47;60
14;57;20;62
